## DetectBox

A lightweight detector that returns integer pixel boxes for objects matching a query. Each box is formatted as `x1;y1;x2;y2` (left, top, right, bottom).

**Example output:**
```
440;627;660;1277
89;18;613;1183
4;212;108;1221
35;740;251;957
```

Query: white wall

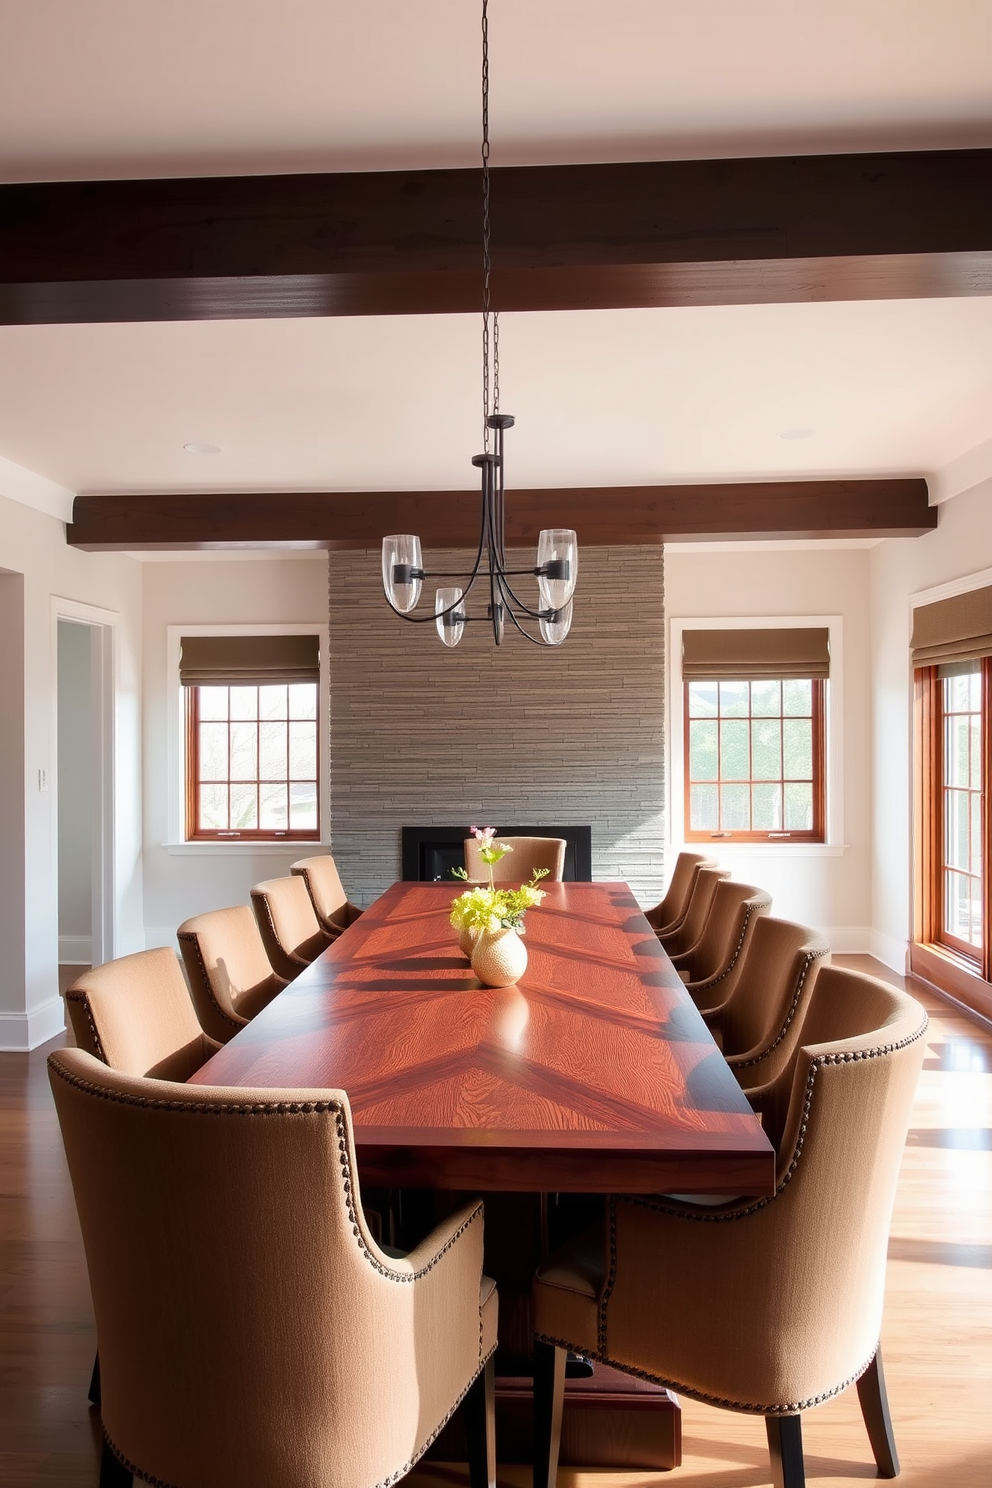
0;488;143;1050
870;476;992;969
664;543;872;948
56;619;92;958
140;554;329;947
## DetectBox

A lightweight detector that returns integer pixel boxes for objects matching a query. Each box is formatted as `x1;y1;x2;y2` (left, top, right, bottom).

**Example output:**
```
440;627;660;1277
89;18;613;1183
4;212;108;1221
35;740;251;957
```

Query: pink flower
470;824;497;845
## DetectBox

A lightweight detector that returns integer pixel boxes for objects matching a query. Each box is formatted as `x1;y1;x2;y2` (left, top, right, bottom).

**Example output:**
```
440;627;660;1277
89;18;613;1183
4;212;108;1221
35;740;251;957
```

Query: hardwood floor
1;961;989;1487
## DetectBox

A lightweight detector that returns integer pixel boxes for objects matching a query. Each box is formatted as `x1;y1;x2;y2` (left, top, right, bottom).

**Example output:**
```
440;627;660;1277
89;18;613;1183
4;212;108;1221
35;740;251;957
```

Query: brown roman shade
682;627;830;681
911;586;992;667
179;634;320;686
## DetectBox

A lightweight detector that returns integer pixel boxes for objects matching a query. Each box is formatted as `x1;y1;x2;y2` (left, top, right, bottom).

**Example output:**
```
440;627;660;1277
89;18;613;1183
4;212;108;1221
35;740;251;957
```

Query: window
681;627;828;844
180;634;321;842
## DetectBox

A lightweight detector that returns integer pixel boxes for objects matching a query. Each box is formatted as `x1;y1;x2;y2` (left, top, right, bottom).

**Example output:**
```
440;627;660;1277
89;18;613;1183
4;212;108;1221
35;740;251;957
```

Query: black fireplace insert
402;825;592;883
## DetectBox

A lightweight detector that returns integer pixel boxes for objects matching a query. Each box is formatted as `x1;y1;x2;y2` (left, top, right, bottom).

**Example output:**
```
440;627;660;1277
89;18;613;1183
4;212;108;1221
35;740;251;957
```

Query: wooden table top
190;881;775;1196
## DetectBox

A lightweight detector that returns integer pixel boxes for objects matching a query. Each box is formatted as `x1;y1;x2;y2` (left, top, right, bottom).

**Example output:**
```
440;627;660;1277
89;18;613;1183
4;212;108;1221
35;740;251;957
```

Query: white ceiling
1;1;991;509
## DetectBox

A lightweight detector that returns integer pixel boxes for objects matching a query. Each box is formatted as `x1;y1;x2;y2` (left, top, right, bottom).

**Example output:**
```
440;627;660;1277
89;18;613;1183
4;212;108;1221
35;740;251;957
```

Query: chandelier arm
492;564;554;620
498;594;560;647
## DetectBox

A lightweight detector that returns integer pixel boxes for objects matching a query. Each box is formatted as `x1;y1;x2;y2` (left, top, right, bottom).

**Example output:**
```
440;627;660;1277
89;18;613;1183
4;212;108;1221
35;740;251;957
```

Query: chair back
250;875;327;981
645;851;713;932
676;880;771;993
65;947;216;1082
657;865;729;955
464;835;566;883
291;854;362;936
178;905;287;1044
605;968;928;1412
48;1048;489;1488
713;916;831;1087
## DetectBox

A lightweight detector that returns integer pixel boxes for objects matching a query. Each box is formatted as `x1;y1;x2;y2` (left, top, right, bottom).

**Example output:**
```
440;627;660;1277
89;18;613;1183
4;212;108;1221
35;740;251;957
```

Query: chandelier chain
481;0;499;452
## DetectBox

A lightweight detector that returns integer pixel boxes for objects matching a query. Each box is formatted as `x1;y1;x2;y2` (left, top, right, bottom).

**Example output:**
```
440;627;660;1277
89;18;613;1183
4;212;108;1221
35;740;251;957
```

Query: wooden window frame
185;681;321;843
683;676;826;844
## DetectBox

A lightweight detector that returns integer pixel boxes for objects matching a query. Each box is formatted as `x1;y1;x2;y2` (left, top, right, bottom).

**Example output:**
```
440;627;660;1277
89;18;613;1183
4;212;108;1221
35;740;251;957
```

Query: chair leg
99;1438;133;1487
533;1340;567;1488
766;1413;805;1488
464;1356;496;1488
857;1346;900;1478
88;1350;101;1405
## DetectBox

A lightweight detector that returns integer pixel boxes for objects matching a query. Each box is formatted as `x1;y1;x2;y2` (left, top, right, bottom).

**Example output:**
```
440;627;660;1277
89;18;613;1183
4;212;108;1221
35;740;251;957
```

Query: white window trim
668;613;846;858
164;622;329;852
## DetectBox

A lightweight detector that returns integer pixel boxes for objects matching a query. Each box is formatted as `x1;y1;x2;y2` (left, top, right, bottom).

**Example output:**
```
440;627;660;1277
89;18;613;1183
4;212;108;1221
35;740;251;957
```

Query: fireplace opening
402;826;592;883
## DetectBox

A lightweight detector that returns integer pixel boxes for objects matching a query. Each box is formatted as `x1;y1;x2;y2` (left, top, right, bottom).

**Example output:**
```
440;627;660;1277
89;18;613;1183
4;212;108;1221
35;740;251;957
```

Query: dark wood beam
3;151;991;323
66;478;935;551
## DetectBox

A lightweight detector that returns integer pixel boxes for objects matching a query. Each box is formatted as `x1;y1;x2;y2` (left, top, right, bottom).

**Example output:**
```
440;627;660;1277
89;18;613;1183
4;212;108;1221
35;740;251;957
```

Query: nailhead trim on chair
176;931;245;1033
727;946;831;1069
686;896;771;998
64;990;108;1063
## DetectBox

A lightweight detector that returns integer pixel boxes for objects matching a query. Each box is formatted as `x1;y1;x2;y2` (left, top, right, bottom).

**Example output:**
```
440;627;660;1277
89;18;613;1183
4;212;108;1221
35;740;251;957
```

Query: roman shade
179;634;320;686
910;586;992;668
682;628;830;681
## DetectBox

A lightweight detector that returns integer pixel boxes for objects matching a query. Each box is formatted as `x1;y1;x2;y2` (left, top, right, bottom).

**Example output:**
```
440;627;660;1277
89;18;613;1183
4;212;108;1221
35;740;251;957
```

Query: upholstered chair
655;865;730;955
532;967;929;1488
250;874;329;981
291;853;364;938
643;851;714;934
464;835;567;883
667;879;771;999
701;916;831;1089
177;905;288;1044
49;1049;498;1488
65;947;220;1083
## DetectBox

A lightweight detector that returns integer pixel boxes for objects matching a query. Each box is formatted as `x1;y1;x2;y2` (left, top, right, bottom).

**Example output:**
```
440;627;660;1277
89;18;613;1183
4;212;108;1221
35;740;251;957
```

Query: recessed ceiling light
184;442;222;455
779;427;816;441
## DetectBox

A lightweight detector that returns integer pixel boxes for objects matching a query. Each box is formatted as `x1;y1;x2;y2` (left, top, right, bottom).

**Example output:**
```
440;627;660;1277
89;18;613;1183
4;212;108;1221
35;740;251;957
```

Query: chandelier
380;0;578;648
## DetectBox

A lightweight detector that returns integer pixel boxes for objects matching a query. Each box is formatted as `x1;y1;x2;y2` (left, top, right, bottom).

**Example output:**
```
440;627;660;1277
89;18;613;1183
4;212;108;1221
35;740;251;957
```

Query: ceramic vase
471;927;528;987
458;924;479;958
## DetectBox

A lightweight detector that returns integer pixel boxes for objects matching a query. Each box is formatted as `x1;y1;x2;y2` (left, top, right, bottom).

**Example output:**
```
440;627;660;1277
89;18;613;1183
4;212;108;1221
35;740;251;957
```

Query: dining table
189;878;775;1470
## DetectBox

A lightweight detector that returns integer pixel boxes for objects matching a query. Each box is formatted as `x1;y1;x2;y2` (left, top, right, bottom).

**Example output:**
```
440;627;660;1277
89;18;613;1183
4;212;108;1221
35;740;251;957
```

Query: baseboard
868;930;909;974
58;935;92;965
0;997;68;1053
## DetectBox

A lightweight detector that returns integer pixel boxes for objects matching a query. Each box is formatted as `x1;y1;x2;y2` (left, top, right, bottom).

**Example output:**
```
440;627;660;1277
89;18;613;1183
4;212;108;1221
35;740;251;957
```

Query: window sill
163;841;327;856
910;941;992;1024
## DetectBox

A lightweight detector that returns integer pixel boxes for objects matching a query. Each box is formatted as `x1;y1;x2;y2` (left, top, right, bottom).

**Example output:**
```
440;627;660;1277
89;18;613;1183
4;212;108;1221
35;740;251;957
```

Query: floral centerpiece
450;826;548;986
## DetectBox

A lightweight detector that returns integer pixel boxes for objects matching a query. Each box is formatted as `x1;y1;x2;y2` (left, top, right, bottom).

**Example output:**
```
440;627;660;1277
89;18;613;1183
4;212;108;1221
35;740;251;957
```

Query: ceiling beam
3;150;991;324
66;478;935;551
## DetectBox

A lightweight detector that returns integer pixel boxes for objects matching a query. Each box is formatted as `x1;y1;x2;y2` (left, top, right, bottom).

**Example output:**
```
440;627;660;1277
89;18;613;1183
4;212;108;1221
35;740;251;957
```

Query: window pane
689;719;718;781
719;681;749;718
259;782;288;830
720;783;750;830
782;718;813;779
259;684;288;720
198;686;228;721
944;789;970;873
751;718;781;780
690;783;718;831
783;679;812;716
970;714;982;788
784;782;813;830
720;719;749;780
229;782;258;830
688;681;718;719
971;791;982;878
229;686;257;721
288;683;317;721
944;870;980;946
751;782;782;831
289;721;317;779
199;722;228;782
199;783;228;829
751;680;781;717
944;714;970;789
259;722;287;781
229;722;258;782
290;782;318;831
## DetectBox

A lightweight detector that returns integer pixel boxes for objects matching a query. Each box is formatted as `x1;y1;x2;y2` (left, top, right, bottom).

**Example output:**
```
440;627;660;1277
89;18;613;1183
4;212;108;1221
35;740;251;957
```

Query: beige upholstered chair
655;865;729;956
177;905;288;1044
464;835;567;884
667;879;771;1000
532;967;929;1488
49;1049;497;1488
250;874;329;981
291;853;364;938
701;916;831;1089
644;851;714;934
65;947;220;1083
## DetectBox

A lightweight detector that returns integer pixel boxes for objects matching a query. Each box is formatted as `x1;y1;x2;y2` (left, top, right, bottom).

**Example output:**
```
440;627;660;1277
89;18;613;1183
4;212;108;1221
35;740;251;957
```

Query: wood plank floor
1;959;989;1487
